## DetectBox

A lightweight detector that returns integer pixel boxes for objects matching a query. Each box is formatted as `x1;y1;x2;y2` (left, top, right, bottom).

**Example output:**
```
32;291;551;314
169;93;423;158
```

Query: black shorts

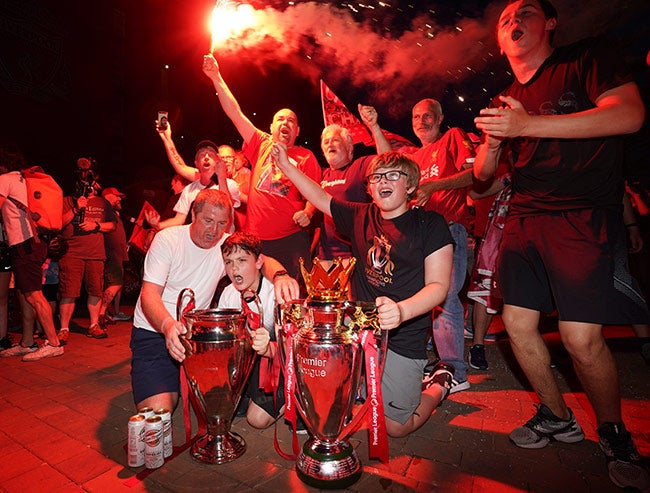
499;209;649;325
9;237;47;293
243;358;285;419
130;327;180;405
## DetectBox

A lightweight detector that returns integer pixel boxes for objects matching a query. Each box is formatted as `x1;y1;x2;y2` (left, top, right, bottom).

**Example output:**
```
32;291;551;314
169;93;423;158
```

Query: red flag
320;80;414;150
128;201;158;254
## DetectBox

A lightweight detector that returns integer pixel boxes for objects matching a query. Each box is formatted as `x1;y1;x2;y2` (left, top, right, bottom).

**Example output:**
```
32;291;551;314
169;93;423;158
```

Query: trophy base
296;438;362;489
190;431;246;464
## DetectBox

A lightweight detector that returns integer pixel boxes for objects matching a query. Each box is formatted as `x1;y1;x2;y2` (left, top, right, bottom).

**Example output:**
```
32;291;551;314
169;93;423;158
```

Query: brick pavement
0;308;647;492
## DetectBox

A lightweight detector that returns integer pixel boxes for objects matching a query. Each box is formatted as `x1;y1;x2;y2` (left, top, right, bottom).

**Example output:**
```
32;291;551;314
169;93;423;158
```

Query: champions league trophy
277;257;388;489
177;288;257;464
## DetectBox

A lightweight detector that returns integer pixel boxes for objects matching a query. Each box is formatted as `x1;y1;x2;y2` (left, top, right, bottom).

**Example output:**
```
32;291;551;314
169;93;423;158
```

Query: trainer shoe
449;378;471;394
469;344;489;370
0;335;12;350
87;324;108;339
422;361;455;400
111;311;132;322
509;404;584;449
22;341;64;361
57;329;69;345
598;422;650;491
0;342;38;357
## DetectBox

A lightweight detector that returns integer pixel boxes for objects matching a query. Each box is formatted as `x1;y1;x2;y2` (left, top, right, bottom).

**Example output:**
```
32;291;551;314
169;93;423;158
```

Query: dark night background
1;0;648;220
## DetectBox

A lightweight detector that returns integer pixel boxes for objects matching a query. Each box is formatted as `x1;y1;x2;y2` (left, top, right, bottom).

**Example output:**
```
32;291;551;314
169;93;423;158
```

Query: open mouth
379;188;393;198
233;275;244;283
512;29;523;41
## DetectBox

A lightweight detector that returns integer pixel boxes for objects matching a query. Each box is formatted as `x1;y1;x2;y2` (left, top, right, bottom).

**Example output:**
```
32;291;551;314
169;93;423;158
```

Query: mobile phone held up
157;111;169;131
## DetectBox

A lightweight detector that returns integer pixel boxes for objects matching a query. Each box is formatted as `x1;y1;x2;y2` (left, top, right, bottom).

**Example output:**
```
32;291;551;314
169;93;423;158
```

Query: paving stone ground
0;307;647;492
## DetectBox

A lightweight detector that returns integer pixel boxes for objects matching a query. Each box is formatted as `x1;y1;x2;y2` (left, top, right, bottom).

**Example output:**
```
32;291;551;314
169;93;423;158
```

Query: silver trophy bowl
178;289;256;464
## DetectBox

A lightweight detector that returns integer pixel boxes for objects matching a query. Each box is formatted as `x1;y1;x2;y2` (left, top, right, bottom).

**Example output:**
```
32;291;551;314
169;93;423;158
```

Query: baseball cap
102;187;125;198
195;139;219;155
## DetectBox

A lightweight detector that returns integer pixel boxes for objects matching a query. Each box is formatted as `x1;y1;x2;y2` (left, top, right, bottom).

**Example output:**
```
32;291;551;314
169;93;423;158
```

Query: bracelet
625;222;639;228
272;269;289;281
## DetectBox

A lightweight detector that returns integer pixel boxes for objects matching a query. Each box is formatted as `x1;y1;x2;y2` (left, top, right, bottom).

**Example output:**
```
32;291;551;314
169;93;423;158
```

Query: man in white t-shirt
130;188;298;413
146;133;240;231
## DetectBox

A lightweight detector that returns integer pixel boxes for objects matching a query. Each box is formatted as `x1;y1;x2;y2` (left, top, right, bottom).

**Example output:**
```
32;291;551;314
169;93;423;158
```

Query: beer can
154;408;173;458
127;414;146;467
144;416;164;469
137;406;155;419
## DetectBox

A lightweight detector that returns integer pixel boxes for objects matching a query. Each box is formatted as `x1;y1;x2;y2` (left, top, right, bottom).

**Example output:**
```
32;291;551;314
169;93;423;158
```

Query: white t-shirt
133;225;229;332
0;171;35;246
218;275;276;335
174;179;241;215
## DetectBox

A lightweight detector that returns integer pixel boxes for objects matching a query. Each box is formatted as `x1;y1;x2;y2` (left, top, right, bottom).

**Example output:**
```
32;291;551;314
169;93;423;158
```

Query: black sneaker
422;361;455;400
287;417;309;435
598;422;649;491
469;344;489;370
509;404;584;449
0;335;12;350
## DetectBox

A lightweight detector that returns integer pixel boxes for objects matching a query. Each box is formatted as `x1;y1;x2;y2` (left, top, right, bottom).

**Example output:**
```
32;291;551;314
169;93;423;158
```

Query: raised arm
202;54;257;145
270;143;332;217
359;104;391;153
156;122;199;182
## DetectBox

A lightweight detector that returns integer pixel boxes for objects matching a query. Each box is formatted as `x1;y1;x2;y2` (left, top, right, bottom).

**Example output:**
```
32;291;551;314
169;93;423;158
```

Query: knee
562;332;606;365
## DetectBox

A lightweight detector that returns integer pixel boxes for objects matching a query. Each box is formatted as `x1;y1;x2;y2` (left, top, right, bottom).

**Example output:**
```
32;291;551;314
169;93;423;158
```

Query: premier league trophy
177;288;257;464
277;257;388;489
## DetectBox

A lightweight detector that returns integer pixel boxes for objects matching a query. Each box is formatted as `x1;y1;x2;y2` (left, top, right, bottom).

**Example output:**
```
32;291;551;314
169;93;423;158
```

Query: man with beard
202;54;321;280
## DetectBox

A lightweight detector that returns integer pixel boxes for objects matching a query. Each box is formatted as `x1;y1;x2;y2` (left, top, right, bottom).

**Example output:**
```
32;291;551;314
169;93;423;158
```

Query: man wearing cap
58;182;116;340
147;128;240;231
97;187;130;329
202;54;321;279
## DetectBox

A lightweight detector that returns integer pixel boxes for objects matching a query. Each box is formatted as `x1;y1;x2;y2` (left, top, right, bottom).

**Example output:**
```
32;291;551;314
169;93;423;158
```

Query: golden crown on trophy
299;257;356;302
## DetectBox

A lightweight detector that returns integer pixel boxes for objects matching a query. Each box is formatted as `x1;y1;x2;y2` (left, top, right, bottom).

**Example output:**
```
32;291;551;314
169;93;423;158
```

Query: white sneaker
449;378;470;394
22;341;64;362
0;343;38;358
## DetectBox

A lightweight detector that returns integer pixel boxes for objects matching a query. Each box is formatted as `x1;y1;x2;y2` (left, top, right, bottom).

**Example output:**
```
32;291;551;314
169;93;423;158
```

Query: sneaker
469;344;489;370
111;311;132;322
0;342;38;358
57;329;69;345
463;326;497;342
598;422;650;491
87;324;108;339
287;418;309;435
449;378;471;394
22;341;64;361
0;335;12;350
509;404;584;449
422;361;455;398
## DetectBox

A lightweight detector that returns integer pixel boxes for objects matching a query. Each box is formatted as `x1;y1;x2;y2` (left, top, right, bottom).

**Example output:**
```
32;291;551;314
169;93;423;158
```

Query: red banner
320;80;413;150
128;201;158;254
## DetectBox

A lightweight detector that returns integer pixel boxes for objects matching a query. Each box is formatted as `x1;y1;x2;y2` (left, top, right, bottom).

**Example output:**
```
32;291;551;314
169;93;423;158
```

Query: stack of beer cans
128;407;172;469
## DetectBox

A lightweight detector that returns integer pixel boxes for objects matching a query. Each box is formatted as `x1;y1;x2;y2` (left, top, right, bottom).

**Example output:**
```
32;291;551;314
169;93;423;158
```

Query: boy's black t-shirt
331;199;452;359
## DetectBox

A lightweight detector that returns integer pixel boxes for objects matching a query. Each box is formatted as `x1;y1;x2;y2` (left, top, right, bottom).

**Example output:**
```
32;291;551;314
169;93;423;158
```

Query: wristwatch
272;269;289;281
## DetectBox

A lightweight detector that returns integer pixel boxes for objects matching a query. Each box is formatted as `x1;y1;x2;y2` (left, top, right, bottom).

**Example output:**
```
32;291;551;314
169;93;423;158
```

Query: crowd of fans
0;1;648;490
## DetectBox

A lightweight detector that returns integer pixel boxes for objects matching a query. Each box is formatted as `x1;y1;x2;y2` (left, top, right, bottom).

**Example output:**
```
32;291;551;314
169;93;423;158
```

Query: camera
157;111;169;131
74;157;99;198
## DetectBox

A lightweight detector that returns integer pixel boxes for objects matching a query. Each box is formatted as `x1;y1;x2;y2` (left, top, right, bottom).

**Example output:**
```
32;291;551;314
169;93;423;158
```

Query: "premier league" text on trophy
177;288;256;464
277;258;388;489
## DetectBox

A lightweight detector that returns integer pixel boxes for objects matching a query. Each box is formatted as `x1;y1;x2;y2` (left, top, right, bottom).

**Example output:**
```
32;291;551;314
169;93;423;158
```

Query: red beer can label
154;408;173;458
127;414;146;467
144;416;164;469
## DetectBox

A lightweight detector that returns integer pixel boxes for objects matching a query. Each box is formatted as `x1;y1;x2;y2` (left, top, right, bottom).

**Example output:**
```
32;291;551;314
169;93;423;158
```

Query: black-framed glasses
366;170;408;184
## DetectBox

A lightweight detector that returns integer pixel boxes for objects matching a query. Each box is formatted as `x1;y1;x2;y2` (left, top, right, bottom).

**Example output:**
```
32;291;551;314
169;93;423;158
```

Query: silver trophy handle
241;288;264;331
176;288;196;322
